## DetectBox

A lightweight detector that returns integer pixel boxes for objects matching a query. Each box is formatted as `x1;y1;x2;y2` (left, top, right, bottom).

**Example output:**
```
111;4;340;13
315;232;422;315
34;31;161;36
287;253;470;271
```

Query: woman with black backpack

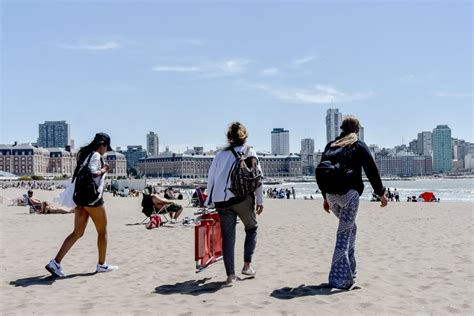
317;116;388;290
45;133;118;277
205;122;264;286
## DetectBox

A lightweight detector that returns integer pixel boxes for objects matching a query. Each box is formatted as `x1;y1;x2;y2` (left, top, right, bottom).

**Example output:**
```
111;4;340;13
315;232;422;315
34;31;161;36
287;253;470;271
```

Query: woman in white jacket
205;122;264;285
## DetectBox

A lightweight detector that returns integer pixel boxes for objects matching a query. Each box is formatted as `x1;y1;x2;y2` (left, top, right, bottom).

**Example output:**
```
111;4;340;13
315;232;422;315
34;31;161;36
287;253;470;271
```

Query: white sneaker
171;219;177;224
45;259;65;277
241;266;256;276
96;263;119;273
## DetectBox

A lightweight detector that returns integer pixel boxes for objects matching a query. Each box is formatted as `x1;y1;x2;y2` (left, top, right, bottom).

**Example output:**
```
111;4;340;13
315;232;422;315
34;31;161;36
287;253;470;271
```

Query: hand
323;199;331;213
256;204;264;215
380;193;388;207
103;164;110;172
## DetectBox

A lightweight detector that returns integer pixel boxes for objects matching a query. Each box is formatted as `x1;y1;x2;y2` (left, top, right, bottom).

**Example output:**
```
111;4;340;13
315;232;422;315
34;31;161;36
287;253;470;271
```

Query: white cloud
52;40;120;51
292;55;317;66
260;67;279;76
152;59;250;77
433;91;472;98
243;81;375;104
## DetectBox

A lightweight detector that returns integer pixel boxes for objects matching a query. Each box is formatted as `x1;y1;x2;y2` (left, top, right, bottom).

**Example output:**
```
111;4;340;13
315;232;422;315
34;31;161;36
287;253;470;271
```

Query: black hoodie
321;134;385;199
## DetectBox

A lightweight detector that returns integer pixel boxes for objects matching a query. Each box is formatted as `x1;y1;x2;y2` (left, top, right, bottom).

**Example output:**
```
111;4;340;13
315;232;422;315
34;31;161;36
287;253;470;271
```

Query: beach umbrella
419;191;435;202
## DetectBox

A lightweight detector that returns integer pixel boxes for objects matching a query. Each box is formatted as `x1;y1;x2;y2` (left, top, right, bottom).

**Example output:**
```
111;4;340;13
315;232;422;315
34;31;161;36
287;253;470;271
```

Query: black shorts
166;204;181;213
88;198;104;207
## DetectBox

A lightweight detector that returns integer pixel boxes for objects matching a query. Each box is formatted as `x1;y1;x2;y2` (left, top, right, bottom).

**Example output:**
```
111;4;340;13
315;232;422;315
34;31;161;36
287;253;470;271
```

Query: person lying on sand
27;190;72;214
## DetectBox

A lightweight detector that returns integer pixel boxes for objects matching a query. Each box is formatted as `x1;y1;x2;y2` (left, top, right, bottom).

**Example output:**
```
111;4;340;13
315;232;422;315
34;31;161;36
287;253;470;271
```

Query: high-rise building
358;126;364;142
432;125;452;173
416;131;432;156
271;128;290;155
120;145;146;171
300;138;315;175
326;109;342;143
37;121;71;148
452;139;469;169
146;131;159;156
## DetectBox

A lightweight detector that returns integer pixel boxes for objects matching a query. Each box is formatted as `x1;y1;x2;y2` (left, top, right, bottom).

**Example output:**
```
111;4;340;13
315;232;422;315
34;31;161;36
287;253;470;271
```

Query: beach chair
26;195;42;214
140;188;169;225
188;187;206;207
186;189;199;207
195;209;223;273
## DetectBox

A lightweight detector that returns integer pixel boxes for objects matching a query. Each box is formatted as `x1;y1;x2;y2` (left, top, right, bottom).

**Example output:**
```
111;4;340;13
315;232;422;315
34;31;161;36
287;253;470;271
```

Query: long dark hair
72;141;101;179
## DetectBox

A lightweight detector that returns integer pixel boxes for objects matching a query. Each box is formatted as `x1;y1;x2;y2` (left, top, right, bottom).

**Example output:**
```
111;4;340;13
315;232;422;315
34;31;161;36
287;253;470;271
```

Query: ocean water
264;178;474;202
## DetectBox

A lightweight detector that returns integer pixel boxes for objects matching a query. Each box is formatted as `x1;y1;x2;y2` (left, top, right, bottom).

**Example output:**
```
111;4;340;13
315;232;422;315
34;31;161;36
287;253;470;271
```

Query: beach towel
54;181;76;208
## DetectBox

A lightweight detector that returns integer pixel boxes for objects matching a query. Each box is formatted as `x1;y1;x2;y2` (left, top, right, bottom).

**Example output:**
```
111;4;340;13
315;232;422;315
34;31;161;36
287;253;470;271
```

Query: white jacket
205;145;264;207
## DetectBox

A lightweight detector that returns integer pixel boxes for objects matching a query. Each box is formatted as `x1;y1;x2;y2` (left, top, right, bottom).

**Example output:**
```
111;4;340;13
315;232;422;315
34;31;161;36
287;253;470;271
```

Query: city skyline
1;2;472;153
1;118;471;155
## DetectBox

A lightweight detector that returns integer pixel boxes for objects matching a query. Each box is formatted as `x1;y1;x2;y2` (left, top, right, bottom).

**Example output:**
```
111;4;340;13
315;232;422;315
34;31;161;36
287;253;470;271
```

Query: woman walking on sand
45;133;118;277
205;122;264;285
317;116;388;290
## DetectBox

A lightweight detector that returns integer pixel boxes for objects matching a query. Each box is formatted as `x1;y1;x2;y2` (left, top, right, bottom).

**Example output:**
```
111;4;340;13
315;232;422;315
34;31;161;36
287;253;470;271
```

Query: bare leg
47;208;72;214
84;205;108;265
54;207;90;263
174;206;183;220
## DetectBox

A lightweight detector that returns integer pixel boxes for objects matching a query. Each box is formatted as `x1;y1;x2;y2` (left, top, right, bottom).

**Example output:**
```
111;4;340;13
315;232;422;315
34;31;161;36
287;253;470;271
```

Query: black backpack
228;146;263;198
73;154;100;206
315;145;354;194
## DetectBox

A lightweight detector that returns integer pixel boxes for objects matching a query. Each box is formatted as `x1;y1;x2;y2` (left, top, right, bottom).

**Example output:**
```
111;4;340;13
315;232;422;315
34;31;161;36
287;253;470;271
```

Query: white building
326;109;342;143
146;131;159;156
271;128;290;155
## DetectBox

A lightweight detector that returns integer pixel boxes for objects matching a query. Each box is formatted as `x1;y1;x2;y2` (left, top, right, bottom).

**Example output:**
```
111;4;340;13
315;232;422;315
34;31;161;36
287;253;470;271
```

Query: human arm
88;152;109;177
358;142;387;207
323;199;330;213
247;147;264;214
204;155;218;207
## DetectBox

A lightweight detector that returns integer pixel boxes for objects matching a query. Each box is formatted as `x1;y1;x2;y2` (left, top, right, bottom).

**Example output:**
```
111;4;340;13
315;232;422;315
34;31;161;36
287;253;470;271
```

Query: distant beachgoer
205;122;264;286
291;187;296;199
164;187;175;200
286;189;291;199
387;188;393;201
394;189;400;202
45;133;118;277
27;190;70;214
320;116;387;290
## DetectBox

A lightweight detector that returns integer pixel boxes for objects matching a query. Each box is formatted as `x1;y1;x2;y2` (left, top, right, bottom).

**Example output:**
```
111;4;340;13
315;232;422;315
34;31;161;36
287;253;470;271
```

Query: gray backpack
228;146;263;198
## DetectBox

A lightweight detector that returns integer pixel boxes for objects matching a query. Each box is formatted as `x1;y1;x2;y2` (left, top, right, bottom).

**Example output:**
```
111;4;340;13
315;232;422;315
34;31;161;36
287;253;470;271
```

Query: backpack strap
229;147;241;159
72;153;94;182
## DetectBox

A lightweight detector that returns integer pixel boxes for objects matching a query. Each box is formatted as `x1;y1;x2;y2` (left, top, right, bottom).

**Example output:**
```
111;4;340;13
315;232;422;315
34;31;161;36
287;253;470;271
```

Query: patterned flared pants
326;190;360;289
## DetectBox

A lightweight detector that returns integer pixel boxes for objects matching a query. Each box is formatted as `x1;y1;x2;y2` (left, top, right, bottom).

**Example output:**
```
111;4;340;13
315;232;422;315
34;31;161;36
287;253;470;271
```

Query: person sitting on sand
164;187;175;200
151;193;183;223
27;190;71;214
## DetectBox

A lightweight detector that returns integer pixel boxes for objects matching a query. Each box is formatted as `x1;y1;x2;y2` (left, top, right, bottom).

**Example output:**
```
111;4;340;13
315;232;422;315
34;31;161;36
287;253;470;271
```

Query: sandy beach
0;187;472;315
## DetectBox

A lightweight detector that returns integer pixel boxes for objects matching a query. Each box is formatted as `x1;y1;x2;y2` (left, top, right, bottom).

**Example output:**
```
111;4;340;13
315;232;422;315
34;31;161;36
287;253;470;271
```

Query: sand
0;187;473;315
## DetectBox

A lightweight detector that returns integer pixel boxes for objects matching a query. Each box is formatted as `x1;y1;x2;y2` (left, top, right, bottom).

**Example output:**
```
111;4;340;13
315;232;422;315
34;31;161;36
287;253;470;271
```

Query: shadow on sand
154;278;229;296
10;272;97;287
270;283;361;299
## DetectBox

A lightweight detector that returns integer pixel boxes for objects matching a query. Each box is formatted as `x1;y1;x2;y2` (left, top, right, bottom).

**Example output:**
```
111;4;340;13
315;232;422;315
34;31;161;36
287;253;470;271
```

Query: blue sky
1;1;472;153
